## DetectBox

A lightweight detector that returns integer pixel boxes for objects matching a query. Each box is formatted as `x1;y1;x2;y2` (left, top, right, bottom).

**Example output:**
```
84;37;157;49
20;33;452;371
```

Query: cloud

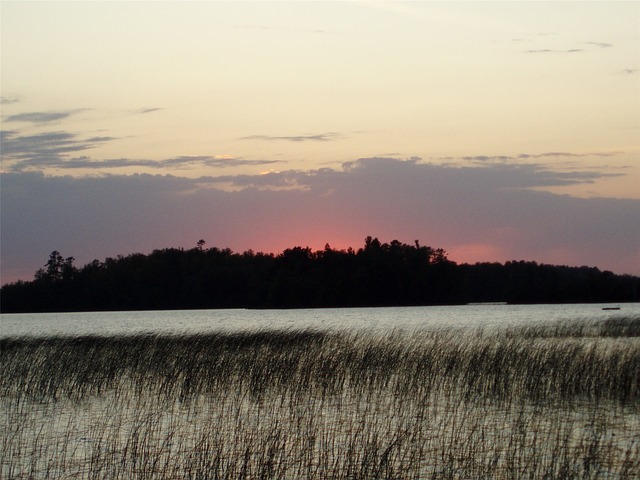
440;151;622;164
2;158;638;285
5;154;281;173
1;129;284;173
159;156;283;169
0;96;20;105
1;130;116;171
527;151;620;158
2;158;637;285
584;42;613;48
458;155;513;162
5;111;73;123
524;40;612;54
240;132;340;142
4;109;87;124
525;49;583;54
131;107;163;115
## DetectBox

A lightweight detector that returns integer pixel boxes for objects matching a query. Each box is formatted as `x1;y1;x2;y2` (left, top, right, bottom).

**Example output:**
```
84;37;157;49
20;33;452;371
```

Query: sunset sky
1;0;639;284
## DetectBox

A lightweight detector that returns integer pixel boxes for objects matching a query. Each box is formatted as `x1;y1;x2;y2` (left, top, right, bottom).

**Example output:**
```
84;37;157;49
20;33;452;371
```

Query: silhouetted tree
34;251;76;283
1;237;638;313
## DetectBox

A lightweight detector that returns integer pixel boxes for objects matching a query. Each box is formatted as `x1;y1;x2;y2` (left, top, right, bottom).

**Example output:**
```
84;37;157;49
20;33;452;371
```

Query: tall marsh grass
2;317;639;479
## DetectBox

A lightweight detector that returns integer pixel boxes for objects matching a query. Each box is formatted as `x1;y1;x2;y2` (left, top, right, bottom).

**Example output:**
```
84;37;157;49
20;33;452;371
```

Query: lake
1;302;638;338
3;303;640;478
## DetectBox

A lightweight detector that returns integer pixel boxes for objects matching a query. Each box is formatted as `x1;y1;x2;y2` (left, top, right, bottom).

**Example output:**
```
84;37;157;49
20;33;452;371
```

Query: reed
2;317;639;479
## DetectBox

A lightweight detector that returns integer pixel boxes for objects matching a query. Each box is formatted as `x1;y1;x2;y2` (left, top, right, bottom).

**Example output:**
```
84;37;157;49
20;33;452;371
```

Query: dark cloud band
1;158;637;286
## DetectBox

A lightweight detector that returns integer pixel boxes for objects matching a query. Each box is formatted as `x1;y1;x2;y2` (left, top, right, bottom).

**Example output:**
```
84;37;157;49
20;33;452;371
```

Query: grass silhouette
2;317;639;478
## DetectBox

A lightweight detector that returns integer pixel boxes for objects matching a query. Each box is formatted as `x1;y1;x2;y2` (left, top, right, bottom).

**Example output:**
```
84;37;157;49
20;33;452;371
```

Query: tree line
1;237;638;313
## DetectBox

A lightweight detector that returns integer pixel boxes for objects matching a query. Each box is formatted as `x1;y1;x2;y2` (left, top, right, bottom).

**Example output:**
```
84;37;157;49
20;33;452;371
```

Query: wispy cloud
524;40;612;54
55;156;283;170
130;107;163;115
2;140;284;173
441;151;622;163
584;41;613;48
240;132;340;142
525;48;584;54
161;156;282;169
1;130;116;170
4;111;78;124
0;96;20;105
1;127;284;173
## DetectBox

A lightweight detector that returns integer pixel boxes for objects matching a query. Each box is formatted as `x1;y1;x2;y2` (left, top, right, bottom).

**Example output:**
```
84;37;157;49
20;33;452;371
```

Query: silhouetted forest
1;237;638;313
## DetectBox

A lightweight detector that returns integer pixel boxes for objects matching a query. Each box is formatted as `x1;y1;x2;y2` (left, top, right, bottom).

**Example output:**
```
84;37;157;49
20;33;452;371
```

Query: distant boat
602;307;621;310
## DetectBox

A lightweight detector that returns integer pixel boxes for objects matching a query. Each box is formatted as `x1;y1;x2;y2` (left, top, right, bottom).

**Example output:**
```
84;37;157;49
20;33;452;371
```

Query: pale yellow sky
2;1;638;197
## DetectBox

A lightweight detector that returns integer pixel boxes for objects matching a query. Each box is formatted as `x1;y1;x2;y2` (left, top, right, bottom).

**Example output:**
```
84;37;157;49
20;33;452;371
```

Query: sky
1;0;639;284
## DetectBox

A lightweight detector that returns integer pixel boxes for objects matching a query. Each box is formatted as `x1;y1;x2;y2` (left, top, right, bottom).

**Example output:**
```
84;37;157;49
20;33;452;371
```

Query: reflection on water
3;325;639;478
1;303;638;338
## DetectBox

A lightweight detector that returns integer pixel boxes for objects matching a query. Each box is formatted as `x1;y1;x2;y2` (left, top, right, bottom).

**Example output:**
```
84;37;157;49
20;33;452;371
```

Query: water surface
2;303;637;338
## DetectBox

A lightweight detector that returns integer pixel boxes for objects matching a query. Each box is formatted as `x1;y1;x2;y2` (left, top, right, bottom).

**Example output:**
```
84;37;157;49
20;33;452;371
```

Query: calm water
1;303;638;338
